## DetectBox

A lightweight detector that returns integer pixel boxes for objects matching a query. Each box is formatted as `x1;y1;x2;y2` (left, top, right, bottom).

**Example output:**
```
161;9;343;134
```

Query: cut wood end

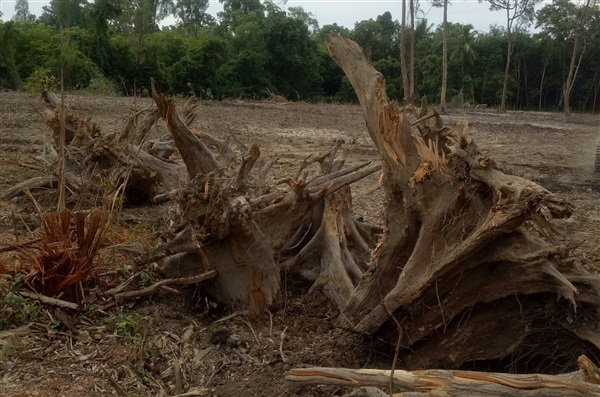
578;355;600;385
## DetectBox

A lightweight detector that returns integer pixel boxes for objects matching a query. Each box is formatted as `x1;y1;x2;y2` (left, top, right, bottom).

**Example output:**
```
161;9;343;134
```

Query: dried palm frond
24;209;110;300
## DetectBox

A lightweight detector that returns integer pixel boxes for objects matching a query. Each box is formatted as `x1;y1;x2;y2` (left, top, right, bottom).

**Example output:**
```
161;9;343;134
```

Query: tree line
0;0;599;112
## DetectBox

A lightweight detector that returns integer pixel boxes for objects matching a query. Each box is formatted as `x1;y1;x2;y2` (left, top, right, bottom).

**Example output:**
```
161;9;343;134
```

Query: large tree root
149;81;380;313
5;90;192;205
325;34;600;372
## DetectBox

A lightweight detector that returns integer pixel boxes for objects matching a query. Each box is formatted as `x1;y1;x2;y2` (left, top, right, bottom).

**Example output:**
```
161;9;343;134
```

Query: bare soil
0;92;599;397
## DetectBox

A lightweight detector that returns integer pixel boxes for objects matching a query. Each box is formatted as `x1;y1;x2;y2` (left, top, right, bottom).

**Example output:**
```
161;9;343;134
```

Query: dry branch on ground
286;357;600;396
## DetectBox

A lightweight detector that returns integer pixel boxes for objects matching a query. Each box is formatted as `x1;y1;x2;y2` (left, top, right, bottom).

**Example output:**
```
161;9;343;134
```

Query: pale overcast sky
0;0;553;32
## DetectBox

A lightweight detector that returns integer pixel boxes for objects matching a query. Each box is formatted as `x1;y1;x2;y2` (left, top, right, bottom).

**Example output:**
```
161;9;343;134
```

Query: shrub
84;75;117;96
23;67;57;93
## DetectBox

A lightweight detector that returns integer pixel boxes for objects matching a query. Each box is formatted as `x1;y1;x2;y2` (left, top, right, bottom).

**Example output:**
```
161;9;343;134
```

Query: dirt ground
0;92;599;397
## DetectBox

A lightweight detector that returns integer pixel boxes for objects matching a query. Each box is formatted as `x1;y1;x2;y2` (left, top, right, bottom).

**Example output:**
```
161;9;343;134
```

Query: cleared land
0;92;599;396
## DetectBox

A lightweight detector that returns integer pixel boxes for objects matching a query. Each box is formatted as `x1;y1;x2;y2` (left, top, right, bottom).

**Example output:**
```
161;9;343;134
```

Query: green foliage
13;0;35;22
52;30;103;89
103;312;152;361
39;0;88;30
104;312;150;337
0;1;598;111
168;35;227;97
12;22;56;81
0;274;40;329
264;13;323;100
84;75;118;95
216;10;271;98
175;0;214;33
0;21;22;90
23;67;57;92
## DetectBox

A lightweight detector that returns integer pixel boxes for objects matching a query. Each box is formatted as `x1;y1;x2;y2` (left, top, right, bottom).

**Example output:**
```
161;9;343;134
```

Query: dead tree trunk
325;35;600;373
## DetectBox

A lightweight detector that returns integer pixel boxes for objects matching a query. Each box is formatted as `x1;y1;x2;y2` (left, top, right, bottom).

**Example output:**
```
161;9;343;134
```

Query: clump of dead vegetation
24;209;110;299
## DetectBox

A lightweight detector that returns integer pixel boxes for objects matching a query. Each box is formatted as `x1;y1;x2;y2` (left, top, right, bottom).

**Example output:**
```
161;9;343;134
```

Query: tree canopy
0;0;598;112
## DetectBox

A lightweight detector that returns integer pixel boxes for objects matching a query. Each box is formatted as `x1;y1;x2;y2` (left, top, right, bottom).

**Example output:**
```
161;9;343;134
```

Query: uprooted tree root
2;89;190;205
149;78;381;313
323;34;600;374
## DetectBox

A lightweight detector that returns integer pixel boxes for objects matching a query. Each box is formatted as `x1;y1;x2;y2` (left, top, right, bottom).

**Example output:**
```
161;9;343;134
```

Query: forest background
0;0;599;112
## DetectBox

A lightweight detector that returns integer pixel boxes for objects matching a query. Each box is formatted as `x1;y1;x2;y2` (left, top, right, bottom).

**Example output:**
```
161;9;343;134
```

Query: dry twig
112;270;217;300
279;326;288;363
17;290;78;310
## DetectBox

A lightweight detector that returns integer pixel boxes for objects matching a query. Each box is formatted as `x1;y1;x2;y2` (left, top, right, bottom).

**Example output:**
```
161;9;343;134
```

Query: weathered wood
9;90;190;204
286;365;600;396
147;83;381;312
151;78;221;178
324;34;600;372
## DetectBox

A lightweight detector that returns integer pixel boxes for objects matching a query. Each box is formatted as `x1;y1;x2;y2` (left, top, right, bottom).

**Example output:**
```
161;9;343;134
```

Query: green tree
451;24;478;76
54;28;103;89
168;35;227;97
218;0;263;32
352;19;384;60
221;0;262;14
316;24;353;100
86;0;122;72
11;23;54;80
352;13;398;62
113;0;173;34
471;26;506;105
316;23;351;42
216;10;270;97
39;0;89;30
13;0;35;22
537;0;599;115
175;0;215;34
264;11;323;99
0;22;22;89
287;6;319;34
481;0;541;110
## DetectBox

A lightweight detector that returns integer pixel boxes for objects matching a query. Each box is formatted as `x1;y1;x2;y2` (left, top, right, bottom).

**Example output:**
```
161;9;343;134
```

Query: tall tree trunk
583;67;598;110
564;0;595;116
400;0;409;101
516;58;521;109
564;33;581;116
409;0;415;101
593;67;600;112
539;53;550;111
441;0;448;112
523;58;529;109
500;10;512;111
